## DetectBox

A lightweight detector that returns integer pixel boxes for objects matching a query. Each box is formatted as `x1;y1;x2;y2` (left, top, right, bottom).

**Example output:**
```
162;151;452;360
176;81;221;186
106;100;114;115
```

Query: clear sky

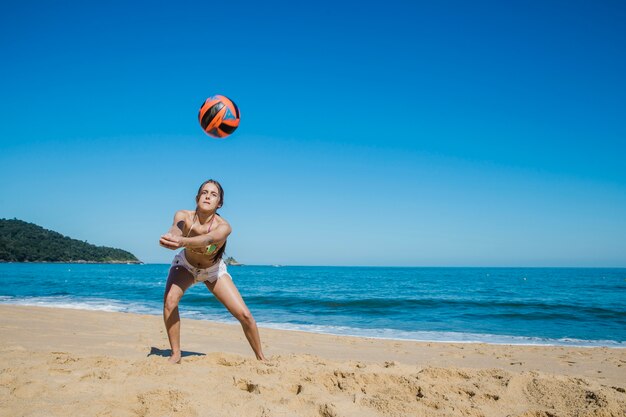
1;1;625;266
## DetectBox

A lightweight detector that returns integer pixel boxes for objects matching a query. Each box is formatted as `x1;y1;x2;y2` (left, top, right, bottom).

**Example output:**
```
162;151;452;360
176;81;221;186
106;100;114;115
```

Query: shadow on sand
147;347;206;358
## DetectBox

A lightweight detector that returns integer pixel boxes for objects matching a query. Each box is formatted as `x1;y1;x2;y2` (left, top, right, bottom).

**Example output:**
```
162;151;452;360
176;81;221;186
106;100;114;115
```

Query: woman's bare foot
168;352;182;364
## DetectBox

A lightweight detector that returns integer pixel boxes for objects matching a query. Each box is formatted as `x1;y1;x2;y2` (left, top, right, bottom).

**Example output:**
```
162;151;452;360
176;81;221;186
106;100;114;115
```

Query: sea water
0;263;624;347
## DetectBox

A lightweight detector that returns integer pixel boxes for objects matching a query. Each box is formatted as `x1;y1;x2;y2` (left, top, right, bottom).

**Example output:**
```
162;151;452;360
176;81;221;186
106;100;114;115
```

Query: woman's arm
159;211;187;250
180;223;232;248
160;221;232;250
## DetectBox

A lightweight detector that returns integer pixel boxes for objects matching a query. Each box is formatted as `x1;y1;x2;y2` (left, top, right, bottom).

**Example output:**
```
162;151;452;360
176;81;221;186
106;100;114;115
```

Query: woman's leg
205;274;266;360
163;265;195;363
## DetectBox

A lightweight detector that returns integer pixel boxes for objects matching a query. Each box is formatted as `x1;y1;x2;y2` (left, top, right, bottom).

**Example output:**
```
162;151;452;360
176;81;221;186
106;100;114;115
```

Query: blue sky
1;0;625;266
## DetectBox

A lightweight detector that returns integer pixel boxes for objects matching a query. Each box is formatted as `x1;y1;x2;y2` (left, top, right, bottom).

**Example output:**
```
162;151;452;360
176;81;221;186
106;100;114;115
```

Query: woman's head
196;179;224;211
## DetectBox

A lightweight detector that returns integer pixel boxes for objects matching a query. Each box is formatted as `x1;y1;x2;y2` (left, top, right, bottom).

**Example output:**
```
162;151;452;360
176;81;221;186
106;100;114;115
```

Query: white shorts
171;251;229;284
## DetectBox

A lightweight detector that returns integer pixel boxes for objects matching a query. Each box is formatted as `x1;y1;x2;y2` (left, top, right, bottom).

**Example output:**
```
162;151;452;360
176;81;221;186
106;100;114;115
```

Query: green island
0;219;141;264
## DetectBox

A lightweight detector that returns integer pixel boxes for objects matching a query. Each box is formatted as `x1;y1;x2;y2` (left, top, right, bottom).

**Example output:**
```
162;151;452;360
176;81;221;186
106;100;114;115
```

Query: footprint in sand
318;403;338;417
79;370;111;381
217;357;245;367
135;388;194;417
49;352;80;365
235;378;261;394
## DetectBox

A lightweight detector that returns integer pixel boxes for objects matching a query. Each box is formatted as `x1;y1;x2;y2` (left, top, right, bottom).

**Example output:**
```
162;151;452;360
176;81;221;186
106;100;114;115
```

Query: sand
0;305;624;417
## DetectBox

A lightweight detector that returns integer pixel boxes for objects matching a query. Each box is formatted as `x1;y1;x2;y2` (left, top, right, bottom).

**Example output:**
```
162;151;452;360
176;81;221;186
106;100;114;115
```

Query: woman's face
196;183;221;211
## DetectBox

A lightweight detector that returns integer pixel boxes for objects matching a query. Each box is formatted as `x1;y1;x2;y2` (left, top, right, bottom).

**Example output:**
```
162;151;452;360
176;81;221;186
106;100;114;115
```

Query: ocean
1;263;624;348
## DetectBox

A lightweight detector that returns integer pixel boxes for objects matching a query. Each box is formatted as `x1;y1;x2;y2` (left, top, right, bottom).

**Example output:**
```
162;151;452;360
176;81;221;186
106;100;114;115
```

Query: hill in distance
0;218;141;264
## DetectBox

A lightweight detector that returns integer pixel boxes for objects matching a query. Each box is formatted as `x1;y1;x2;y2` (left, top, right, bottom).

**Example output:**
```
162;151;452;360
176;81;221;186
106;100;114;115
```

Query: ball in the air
198;95;240;138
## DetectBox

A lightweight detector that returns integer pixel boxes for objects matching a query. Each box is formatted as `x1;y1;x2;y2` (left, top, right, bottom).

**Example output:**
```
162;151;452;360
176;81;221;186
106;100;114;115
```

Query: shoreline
1;300;623;349
1;305;625;416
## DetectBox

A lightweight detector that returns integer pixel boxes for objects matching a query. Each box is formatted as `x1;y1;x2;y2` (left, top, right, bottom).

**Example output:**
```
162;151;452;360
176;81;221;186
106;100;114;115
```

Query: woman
159;179;266;363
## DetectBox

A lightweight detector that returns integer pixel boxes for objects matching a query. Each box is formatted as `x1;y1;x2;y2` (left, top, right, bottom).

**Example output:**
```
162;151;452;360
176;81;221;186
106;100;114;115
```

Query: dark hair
196;179;224;209
196;179;227;261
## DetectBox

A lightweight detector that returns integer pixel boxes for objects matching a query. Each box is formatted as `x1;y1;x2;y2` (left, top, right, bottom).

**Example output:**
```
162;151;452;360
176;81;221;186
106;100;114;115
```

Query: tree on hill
0;218;141;263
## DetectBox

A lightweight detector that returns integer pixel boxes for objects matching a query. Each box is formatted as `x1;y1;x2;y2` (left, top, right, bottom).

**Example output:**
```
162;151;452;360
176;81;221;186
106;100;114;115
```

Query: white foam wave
0;296;160;315
1;296;623;348
256;322;626;348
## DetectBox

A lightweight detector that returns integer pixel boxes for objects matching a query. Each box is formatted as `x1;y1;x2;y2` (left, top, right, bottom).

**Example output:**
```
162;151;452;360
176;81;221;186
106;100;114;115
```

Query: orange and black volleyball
198;95;240;138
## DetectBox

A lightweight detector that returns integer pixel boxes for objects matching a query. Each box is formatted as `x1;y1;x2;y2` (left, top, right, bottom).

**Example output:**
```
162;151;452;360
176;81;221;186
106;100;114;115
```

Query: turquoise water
0;263;624;347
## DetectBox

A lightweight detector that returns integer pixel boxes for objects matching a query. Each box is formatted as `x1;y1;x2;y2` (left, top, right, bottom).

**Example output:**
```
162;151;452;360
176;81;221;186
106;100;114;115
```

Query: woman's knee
163;291;182;312
235;309;255;325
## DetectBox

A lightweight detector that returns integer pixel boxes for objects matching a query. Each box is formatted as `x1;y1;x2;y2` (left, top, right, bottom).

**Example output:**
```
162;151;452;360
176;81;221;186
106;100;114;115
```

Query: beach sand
1;305;624;417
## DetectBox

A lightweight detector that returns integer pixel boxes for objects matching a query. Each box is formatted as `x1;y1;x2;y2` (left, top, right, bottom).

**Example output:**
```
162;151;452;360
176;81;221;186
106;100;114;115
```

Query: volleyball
198;95;240;138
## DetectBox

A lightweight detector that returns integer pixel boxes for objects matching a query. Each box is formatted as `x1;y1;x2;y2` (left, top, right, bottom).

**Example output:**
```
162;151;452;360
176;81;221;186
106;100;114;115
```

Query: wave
1;295;624;348
257;322;626;348
0;295;159;315
223;295;626;318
